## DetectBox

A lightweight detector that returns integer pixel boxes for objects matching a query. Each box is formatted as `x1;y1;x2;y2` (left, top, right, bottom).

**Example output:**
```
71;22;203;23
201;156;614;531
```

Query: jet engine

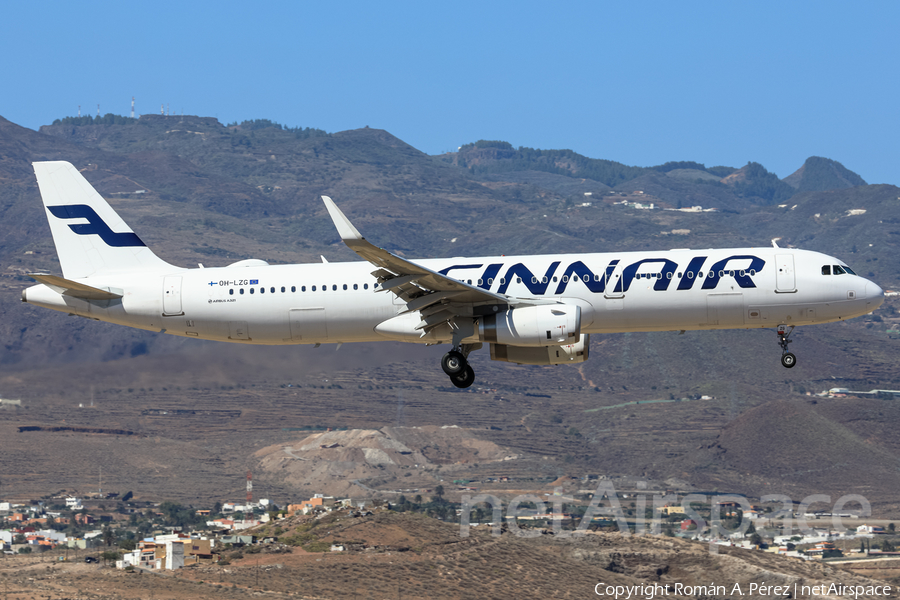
490;334;590;365
479;305;581;347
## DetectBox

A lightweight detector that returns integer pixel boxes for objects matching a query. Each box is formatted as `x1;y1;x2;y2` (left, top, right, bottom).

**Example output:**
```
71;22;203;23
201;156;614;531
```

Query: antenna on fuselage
771;238;781;248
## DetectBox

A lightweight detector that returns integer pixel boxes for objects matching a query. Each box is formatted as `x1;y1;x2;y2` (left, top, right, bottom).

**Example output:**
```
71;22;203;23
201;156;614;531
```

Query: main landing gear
777;324;796;368
442;346;476;389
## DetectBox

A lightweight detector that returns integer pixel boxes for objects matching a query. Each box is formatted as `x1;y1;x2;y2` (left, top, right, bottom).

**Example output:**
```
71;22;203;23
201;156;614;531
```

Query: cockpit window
843;265;856;275
822;265;831;275
832;265;846;275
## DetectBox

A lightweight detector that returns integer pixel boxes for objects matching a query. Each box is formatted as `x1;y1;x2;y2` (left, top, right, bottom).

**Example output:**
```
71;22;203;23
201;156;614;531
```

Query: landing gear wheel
451;365;475;389
776;325;796;369
441;350;467;376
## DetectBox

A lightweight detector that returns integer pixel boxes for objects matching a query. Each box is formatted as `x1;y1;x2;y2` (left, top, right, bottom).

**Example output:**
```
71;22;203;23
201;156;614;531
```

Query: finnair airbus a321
22;161;884;388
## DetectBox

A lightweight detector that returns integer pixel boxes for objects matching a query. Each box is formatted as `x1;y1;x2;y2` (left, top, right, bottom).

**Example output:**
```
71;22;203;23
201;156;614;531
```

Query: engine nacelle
480;305;581;347
490;334;590;365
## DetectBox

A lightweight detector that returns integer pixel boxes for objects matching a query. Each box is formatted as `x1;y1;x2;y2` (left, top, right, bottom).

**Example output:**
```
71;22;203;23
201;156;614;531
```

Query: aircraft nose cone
866;281;885;310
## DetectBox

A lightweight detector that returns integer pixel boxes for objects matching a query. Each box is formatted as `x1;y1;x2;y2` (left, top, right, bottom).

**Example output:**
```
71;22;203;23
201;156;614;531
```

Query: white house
164;541;184;570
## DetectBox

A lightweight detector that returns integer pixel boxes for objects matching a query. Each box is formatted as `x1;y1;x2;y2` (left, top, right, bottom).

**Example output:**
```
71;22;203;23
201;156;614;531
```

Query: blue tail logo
47;204;145;247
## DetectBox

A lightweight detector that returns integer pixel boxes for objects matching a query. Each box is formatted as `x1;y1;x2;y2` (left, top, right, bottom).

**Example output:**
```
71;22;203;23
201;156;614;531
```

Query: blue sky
2;1;897;184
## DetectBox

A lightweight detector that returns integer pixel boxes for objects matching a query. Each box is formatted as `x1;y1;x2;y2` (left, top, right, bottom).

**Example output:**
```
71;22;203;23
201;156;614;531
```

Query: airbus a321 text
22;161;884;388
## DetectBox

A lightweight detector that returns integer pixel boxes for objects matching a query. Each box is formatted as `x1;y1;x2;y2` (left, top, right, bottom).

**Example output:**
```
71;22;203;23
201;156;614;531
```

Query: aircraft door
604;262;625;299
775;254;796;292
162;276;183;316
289;308;328;342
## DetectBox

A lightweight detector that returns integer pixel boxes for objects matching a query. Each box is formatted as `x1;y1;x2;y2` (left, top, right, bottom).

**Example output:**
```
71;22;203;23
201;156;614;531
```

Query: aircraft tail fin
33;161;175;279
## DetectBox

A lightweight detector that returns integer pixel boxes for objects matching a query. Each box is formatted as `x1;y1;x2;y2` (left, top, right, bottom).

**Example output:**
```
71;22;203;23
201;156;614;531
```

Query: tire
781;352;796;368
451;365;475;389
441;350;467;376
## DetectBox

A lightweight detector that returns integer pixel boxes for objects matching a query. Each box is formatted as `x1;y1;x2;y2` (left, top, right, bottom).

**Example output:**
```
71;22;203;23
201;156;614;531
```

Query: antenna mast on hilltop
246;471;253;504
131;96;135;118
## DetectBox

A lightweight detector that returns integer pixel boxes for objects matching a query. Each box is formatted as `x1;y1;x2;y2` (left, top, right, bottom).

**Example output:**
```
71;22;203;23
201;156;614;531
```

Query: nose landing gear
441;345;478;388
777;324;796;368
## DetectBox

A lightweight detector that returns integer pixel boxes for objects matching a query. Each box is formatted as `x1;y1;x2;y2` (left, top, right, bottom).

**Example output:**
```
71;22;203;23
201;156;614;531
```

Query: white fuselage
23;247;884;345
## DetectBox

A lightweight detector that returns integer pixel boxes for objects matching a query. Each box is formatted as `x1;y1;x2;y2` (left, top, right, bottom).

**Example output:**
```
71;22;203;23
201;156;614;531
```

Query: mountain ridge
1;113;898;506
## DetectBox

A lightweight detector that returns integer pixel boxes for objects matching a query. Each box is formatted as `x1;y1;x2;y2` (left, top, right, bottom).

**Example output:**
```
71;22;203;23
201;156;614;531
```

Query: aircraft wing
323;196;514;313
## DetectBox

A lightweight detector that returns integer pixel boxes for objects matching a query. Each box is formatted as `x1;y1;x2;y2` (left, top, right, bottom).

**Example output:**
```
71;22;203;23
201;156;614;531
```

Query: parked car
84;556;98;563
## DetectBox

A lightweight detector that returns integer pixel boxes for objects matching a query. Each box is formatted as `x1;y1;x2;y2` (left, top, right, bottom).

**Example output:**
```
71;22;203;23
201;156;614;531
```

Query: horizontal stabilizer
28;274;123;300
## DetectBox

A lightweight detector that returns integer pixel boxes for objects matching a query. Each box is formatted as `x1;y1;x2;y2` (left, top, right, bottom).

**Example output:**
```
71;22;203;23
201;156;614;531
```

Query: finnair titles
22;161;884;388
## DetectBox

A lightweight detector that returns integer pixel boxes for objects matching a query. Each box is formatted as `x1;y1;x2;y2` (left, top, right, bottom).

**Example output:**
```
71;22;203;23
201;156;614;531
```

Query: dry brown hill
680;397;900;501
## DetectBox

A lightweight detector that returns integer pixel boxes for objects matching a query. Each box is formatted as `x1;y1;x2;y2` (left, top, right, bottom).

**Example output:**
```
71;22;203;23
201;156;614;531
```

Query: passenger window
478;279;483;286
833;265;846;275
332;284;337;291
822;265;831;275
487;278;493;285
594;274;601;282
531;277;537;284
562;275;569;283
364;283;369;290
667;272;673;279
353;283;358;290
271;287;275;293
750;269;756;276
229;289;234;295
240;288;244;295
312;285;316;291
517;278;522;284
687;272;693;279
259;287;264;294
552;277;557;283
541;276;548;284
250;288;255;294
292;286;297;292
343;284;347;290
281;286;285;293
